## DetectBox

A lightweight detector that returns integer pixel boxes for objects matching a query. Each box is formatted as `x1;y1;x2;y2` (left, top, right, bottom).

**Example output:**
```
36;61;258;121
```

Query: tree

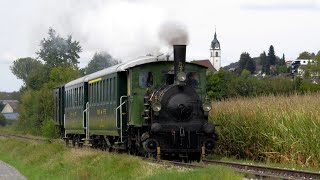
37;27;82;69
268;45;276;65
49;66;80;86
10;57;43;83
206;69;234;100
246;57;256;74
279;53;286;66
238;52;255;74
260;51;267;74
84;52;120;74
298;51;312;59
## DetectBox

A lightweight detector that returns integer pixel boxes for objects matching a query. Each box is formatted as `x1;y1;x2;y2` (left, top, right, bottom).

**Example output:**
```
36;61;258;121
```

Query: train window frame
76;88;79;107
78;87;80;106
139;72;153;89
71;89;73;107
94;82;97;104
75;88;77;107
74;88;76;107
89;84;91;103
80;86;82;106
106;79;109;102
98;81;100;103
91;84;93;104
109;78;113;102
113;77;116;101
92;83;94;104
103;79;107;102
186;72;200;88
101;80;104;103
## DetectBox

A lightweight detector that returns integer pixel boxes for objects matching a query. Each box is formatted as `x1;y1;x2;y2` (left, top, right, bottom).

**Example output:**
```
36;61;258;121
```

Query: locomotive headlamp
152;102;162;112
202;102;212;112
177;72;186;82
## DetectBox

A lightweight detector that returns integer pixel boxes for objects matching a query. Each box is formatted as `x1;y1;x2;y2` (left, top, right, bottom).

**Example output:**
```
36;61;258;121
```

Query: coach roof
65;55;207;88
65;56;158;87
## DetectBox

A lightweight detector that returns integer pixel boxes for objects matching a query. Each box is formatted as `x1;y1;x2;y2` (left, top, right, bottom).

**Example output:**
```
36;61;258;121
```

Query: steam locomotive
53;45;217;161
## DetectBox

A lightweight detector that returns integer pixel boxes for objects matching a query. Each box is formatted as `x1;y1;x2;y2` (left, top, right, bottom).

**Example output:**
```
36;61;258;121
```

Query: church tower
210;30;221;71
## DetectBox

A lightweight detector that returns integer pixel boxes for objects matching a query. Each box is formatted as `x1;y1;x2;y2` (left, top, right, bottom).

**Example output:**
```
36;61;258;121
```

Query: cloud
241;0;320;11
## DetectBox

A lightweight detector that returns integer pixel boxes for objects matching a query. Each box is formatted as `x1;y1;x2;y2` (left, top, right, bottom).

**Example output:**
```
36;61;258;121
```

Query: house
192;59;217;75
290;59;315;75
0;100;19;120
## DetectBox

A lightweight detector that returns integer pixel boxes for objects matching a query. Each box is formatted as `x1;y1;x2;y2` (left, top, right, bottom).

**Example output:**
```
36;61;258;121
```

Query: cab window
139;72;153;88
186;72;199;88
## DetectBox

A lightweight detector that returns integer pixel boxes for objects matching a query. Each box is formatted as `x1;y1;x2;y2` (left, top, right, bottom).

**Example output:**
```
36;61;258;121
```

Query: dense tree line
235;45;288;76
0;91;20;100
10;28;118;136
207;69;320;100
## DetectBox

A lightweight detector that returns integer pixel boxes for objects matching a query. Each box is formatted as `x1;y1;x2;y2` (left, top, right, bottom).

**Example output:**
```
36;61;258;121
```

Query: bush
41;118;58;139
0;114;7;127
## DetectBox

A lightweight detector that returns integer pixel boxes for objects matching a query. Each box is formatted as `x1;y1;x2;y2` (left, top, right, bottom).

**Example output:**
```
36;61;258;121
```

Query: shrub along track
1;133;320;179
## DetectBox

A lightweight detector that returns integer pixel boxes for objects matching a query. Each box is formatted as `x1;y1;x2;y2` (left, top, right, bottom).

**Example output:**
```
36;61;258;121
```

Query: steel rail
203;159;320;180
0;133;46;142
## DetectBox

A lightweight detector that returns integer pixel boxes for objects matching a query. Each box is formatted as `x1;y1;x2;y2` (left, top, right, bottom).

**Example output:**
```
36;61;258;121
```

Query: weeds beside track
210;94;320;168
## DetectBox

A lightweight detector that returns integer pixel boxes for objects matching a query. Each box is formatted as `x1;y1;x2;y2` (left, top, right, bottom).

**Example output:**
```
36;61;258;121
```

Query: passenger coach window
139;72;153;88
186;72;199;88
113;77;116;101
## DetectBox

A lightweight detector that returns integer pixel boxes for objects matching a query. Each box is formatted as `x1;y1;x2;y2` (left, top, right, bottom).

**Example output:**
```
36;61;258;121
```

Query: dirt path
0;160;26;180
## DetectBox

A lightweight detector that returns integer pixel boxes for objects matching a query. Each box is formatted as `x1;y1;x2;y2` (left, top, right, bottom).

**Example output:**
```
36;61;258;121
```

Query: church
193;30;221;72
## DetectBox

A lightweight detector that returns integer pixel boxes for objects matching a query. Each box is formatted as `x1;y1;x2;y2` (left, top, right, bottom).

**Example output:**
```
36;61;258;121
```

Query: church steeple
210;28;221;71
211;28;220;50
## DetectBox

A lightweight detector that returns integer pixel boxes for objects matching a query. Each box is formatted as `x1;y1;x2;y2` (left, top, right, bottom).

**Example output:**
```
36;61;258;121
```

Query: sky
1;0;320;92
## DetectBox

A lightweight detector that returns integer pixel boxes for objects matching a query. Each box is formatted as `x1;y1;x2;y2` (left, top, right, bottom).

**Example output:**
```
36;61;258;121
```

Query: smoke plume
158;21;189;46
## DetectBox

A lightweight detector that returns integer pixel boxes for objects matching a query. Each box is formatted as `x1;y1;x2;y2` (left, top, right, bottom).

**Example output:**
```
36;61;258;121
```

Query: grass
0;138;243;180
210;94;320;168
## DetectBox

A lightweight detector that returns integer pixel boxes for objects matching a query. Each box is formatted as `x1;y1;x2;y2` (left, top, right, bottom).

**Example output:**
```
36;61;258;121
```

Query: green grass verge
0;138;243;180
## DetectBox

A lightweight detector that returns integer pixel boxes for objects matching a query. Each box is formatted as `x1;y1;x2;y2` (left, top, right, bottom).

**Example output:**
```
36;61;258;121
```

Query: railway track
2;133;320;179
0;133;46;142
147;158;320;179
202;159;320;179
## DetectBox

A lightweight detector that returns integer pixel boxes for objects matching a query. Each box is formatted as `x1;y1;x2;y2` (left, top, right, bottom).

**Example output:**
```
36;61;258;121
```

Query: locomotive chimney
173;45;186;83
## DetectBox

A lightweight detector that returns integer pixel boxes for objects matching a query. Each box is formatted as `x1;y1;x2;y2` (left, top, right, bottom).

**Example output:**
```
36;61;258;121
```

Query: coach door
117;71;128;140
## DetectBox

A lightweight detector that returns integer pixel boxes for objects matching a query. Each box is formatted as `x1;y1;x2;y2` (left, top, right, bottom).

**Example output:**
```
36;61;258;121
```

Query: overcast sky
1;0;320;92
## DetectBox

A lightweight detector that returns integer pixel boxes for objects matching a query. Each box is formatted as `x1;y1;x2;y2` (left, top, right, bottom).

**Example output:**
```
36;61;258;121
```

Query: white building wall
1;104;13;113
210;49;221;71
